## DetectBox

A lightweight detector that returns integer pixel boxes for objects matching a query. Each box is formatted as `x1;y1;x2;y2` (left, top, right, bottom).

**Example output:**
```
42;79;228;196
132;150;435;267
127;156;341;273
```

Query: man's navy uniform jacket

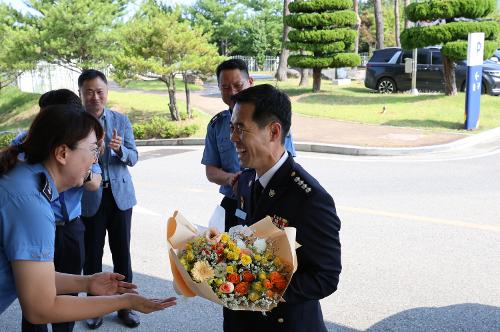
223;153;342;332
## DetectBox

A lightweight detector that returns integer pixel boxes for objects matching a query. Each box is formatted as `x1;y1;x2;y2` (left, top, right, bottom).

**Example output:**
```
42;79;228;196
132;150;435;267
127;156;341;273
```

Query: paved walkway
109;82;469;149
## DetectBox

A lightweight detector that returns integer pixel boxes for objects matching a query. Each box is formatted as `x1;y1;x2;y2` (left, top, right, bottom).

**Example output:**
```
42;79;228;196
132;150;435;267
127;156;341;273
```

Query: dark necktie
251;179;264;212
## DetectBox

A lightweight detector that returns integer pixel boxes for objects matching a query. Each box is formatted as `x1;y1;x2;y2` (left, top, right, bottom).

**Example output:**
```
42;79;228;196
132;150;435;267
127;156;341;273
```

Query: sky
1;0;197;14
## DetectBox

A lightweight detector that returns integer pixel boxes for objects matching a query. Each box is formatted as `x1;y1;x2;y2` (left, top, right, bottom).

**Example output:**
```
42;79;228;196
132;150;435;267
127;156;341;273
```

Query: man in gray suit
79;70;140;329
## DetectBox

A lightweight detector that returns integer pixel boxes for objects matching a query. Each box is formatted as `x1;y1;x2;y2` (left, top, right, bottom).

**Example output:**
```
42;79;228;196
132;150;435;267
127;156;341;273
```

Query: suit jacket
223;154;342;332
82;109;138;217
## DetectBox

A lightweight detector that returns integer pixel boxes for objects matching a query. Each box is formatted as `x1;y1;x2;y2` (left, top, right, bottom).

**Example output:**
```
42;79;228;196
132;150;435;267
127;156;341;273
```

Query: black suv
364;47;500;96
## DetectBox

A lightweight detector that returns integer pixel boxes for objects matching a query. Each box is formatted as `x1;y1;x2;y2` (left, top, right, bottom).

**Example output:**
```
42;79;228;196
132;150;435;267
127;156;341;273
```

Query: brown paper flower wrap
166;211;299;311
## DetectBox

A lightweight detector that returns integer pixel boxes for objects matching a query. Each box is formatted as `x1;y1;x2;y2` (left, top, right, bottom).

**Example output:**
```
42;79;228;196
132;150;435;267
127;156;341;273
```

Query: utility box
404;58;413;74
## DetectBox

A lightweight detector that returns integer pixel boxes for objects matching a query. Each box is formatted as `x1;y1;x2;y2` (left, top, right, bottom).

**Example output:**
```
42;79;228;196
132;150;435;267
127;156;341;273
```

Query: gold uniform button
277;318;284;323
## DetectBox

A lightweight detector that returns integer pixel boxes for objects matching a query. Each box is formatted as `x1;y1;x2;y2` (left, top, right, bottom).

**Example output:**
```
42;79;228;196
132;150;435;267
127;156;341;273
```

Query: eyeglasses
229;123;252;136
75;146;100;161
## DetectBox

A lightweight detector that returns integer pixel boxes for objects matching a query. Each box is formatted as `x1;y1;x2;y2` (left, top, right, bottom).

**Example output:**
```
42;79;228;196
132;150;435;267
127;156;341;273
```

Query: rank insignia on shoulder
39;173;52;201
292;174;312;195
271;215;289;229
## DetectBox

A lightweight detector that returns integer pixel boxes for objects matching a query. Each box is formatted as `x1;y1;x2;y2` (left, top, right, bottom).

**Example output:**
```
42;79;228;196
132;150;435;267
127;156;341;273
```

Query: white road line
340;205;500;234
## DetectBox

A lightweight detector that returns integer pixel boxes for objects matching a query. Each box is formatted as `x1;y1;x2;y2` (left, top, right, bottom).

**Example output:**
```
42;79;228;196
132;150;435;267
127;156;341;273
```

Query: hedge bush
285;10;357;29
406;0;496;22
0;132;16;149
288;53;361;68
289;0;352;13
441;40;499;61
288;28;357;44
400;21;499;50
286;40;352;53
133;116;198;139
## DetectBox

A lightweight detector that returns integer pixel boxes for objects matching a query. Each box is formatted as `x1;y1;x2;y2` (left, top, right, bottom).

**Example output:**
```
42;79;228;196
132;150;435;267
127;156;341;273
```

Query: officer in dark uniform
202;59;296;232
223;84;341;332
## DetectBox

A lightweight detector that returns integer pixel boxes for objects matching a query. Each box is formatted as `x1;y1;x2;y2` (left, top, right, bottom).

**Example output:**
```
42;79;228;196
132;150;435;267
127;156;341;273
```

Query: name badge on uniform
235;208;247;220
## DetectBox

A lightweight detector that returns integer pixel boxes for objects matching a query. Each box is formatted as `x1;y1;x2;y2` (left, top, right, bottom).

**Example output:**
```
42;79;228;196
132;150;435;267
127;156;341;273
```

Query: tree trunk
183;72;192;119
442;55;457;96
275;0;291;81
374;0;384;49
312;68;321;92
353;0;360;54
394;0;401;47
404;0;411;29
164;74;180;121
299;68;310;86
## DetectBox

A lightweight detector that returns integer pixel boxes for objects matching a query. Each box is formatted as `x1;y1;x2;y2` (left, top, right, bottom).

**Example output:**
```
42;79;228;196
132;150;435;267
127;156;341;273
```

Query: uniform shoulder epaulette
289;170;312;195
39;173;52;202
209;114;219;127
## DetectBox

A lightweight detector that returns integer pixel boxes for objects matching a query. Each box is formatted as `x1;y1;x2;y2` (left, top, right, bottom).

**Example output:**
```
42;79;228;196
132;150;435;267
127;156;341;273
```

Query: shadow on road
365;303;500;331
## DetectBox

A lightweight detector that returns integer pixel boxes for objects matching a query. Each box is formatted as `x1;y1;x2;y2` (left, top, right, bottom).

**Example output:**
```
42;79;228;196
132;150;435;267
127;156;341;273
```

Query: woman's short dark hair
0;104;104;175
39;89;81;108
231;84;291;144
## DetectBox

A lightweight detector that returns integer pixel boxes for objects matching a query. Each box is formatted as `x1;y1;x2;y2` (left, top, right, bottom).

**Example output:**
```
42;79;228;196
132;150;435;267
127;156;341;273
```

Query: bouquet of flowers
167;211;298;311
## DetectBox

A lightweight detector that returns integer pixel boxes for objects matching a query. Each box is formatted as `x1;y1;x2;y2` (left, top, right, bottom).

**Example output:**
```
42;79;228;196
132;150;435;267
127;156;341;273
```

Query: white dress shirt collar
256;150;288;189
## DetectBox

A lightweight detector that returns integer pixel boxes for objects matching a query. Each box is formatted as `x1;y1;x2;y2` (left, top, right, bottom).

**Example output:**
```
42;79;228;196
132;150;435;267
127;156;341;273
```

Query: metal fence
16;62;110;94
231;55;280;72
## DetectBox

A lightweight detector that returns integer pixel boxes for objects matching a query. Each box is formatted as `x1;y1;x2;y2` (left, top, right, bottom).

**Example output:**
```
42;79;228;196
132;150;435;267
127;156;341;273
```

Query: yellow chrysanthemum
258;272;267;280
248;292;260;302
254;254;262;262
234;247;241;255
228;242;237;250
240;254;252;266
186;251;195;262
185;243;192;250
220;233;230;244
252;281;263;291
226;265;234;274
191;260;215;282
273;257;281;266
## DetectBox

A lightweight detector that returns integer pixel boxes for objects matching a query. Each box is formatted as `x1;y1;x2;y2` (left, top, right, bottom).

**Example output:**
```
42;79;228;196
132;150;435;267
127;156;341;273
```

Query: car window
369;49;399;63
431;52;442;65
399;50;433;64
417;53;429;64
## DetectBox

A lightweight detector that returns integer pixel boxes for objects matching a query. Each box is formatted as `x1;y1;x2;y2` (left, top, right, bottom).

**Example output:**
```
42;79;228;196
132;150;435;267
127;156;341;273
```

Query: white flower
253;238;267;253
236;239;247;249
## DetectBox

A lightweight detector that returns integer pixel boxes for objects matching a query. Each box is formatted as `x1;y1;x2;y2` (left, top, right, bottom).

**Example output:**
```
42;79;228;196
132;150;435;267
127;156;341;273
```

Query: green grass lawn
2;79;499;135
0;87;209;137
259;79;500;132
121;79;203;92
108;90;209;137
0;87;40;131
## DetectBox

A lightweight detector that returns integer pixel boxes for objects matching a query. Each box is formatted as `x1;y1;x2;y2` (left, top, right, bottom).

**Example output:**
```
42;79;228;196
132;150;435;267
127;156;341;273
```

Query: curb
135;127;500;156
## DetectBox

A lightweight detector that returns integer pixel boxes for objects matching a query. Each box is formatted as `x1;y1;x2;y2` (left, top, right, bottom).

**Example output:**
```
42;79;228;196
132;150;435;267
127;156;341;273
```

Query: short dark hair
39;89;81;108
216;59;250;83
231;84;291;144
78;69;107;88
0;104;104;175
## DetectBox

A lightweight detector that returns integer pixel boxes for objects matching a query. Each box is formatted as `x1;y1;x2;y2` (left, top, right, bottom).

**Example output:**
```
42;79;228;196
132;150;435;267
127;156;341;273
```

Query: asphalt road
2;145;499;331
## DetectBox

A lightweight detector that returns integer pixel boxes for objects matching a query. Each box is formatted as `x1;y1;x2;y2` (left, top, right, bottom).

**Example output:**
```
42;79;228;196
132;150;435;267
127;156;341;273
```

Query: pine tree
286;0;361;92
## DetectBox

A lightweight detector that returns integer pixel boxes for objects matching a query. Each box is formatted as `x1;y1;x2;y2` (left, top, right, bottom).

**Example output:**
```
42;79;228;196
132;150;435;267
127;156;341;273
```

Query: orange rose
273;278;287;291
242;270;255;282
227;272;240;284
234;282;249;295
263;279;272;289
269;271;282;283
